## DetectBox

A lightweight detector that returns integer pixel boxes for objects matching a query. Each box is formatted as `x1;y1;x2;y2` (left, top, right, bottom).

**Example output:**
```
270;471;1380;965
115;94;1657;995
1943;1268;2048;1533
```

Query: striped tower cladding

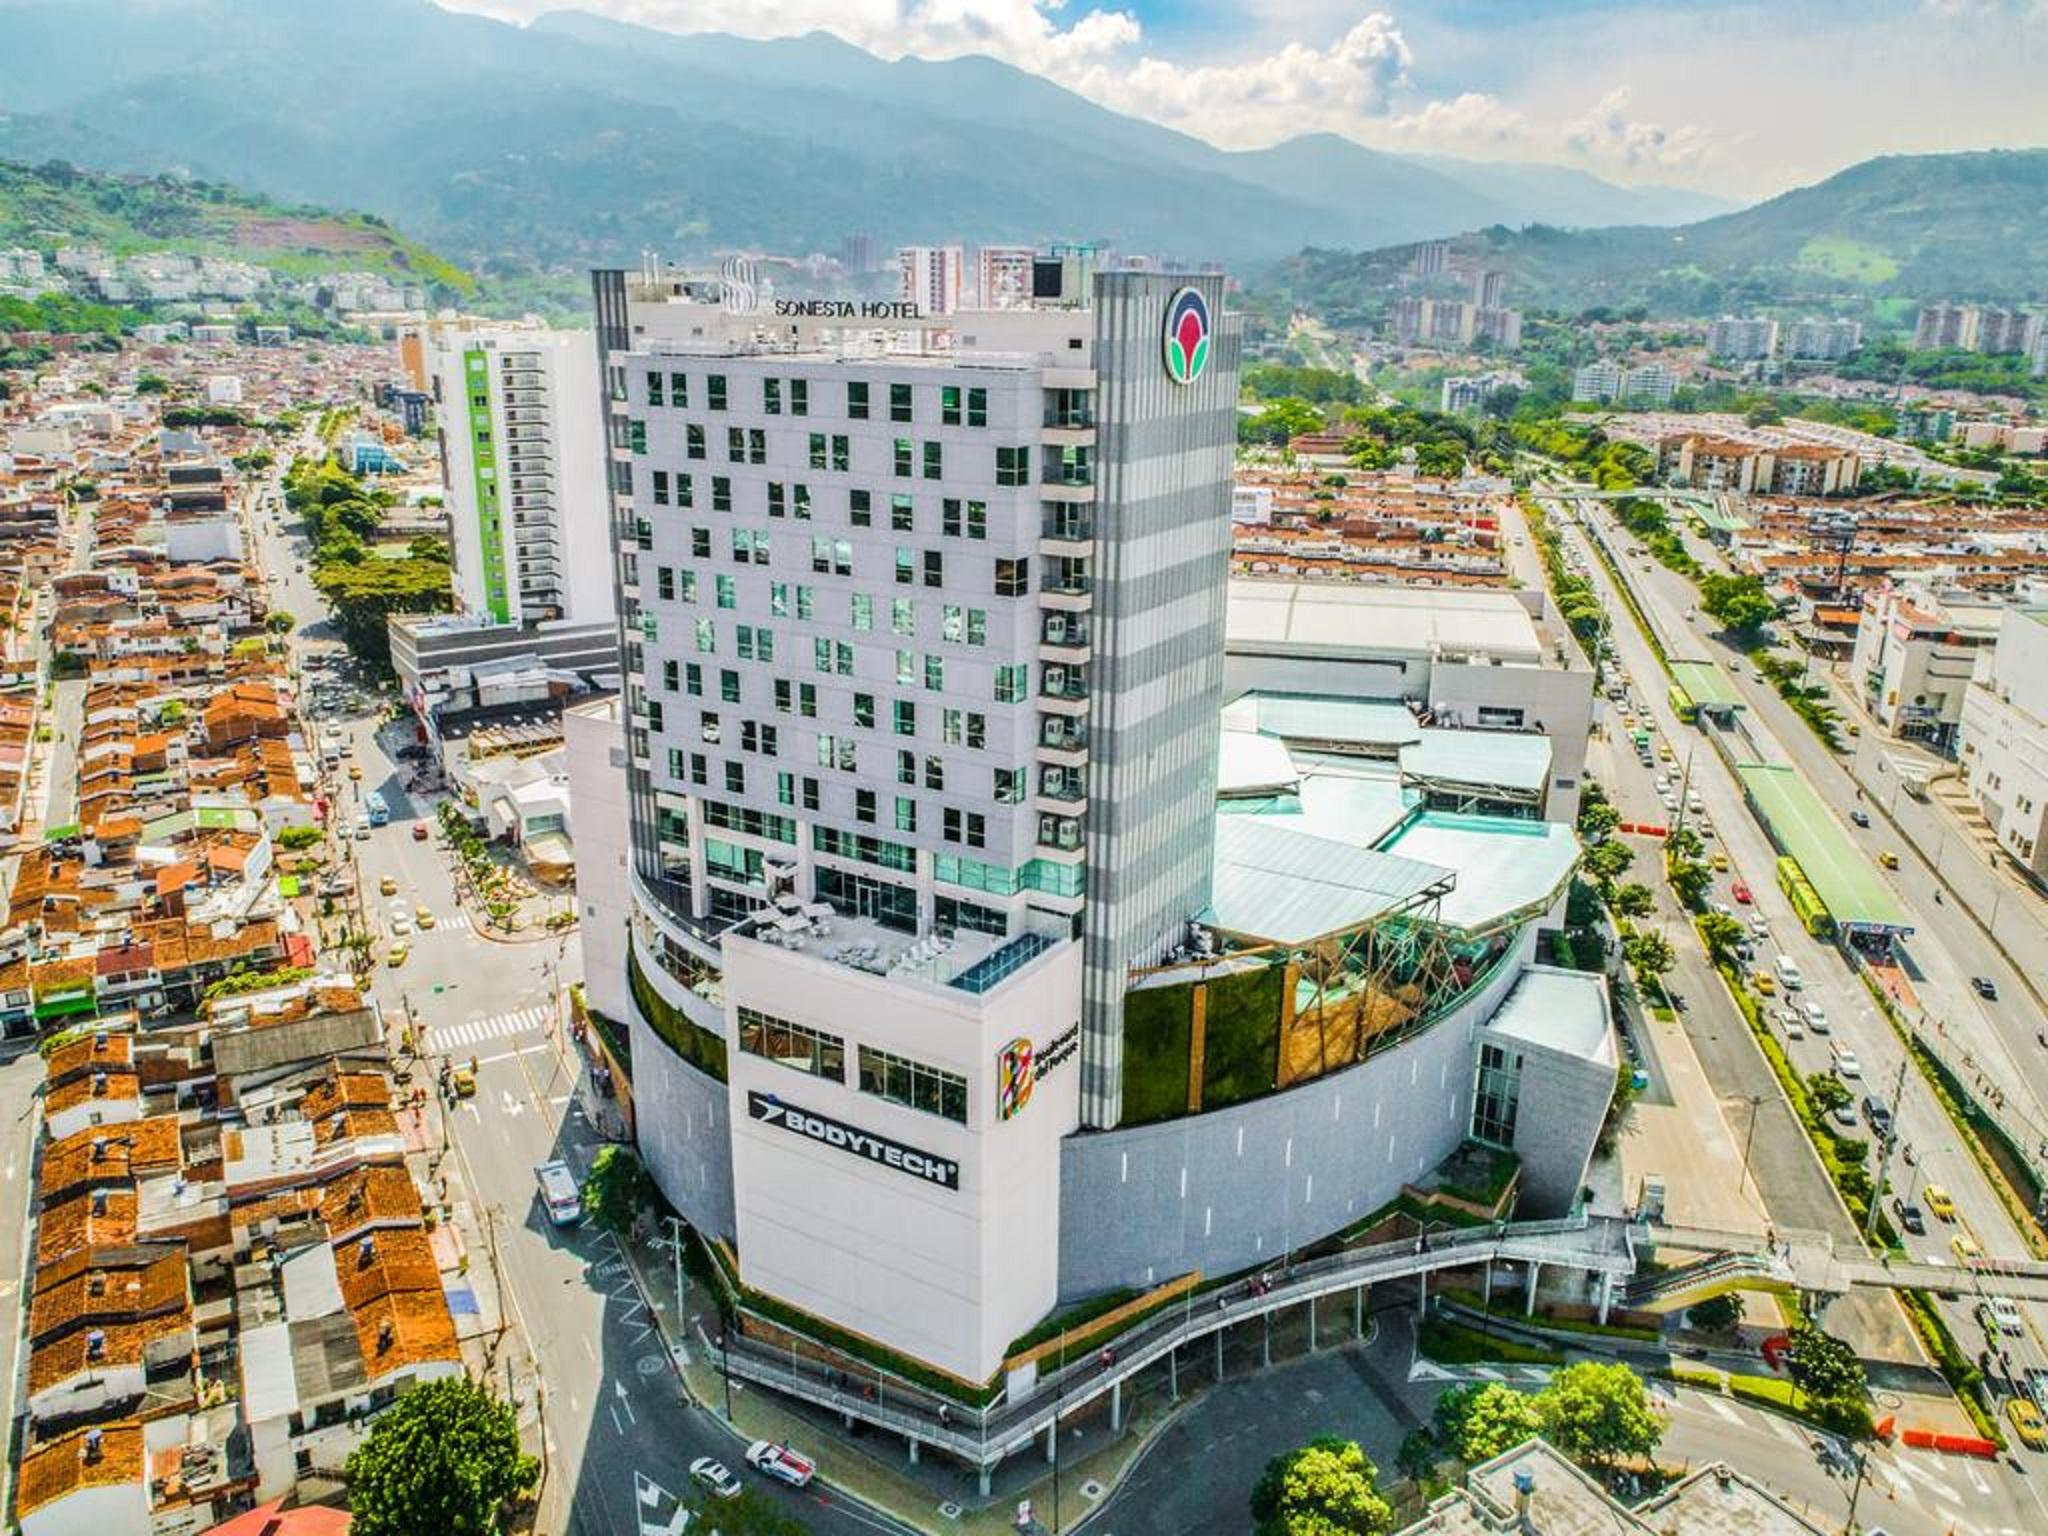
1077;272;1241;1128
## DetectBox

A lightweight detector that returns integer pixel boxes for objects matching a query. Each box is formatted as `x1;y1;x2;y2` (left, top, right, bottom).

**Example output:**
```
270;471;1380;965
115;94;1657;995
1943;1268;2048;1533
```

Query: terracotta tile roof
40;1116;183;1198
46;1030;134;1081
30;1247;188;1341
315;1108;400;1145
37;1188;140;1267
200;1498;352;1536
351;1289;460;1381
318;1166;422;1240
45;1068;142;1117
28;1309;191;1394
15;1420;145;1520
333;1225;439;1312
300;1071;391;1124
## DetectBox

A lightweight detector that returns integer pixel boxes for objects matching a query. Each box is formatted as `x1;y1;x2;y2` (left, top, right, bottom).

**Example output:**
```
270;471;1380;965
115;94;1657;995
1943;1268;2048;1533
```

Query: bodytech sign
747;1091;960;1190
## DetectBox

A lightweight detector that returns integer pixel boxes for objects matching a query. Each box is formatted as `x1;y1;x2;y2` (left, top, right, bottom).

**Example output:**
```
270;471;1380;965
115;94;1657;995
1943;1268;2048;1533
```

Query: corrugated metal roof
1669;659;1746;711
1207;816;1452;945
1380;812;1580;935
1735;762;1909;930
1400;729;1552;794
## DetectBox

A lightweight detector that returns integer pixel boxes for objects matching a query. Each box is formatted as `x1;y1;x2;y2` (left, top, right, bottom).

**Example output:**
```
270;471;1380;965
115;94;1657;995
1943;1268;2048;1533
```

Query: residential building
1575;363;1677;408
422;321;611;627
1570;361;1623;404
974;246;1036;310
1655;433;1860;496
1914;303;1982;352
1472;269;1507;309
1707;316;1779;361
1960;603;2048;879
1977;307;2040;356
1851;584;2005;750
1783;317;1863;361
1474;307;1522;350
897;245;965;315
590;258;1605;1406
1440;374;1518;415
1411;241;1450;277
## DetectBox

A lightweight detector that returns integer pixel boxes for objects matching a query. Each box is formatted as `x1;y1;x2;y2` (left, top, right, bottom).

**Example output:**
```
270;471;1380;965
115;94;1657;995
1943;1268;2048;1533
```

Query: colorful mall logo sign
1163;286;1211;385
996;1037;1035;1121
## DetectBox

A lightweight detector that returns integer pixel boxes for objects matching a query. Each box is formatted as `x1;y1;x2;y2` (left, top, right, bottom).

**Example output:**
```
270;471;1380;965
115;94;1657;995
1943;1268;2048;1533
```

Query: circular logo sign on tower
1163;286;1211;386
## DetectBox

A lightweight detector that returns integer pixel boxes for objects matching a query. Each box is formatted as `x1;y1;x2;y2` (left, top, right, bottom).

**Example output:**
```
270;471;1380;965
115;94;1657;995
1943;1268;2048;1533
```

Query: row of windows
735;1005;971;1125
654;529;1031;597
644;371;990;428
657;656;1029;708
649;471;1004;549
637;420;1029;483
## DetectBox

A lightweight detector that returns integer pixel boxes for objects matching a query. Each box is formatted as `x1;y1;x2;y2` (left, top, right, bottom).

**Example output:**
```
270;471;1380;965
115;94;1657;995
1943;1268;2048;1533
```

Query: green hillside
1266;149;2048;323
0;158;475;298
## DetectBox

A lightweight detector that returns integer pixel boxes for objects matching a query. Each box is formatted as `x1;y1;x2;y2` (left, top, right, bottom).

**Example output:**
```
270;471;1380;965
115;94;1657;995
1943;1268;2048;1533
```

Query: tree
1609;883;1655;918
1697;911;1747;963
1537;1361;1663;1471
1668;859;1712;910
1785;1321;1866;1405
1581;840;1635;884
277;825;324;851
343;1377;537;1536
1577;801;1621;841
1434;1382;1542;1464
1686;1294;1742;1333
1394;1428;1439;1484
266;609;296;634
1240;397;1325;448
581;1143;656;1233
1250;1436;1393;1536
1413;438;1466;479
685;1491;806;1536
1622;930;1675;982
1699;573;1777;637
1805;1073;1851;1116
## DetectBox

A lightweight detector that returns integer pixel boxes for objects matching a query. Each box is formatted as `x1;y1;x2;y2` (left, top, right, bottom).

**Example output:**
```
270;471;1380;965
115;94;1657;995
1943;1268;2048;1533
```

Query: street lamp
1739;1093;1765;1198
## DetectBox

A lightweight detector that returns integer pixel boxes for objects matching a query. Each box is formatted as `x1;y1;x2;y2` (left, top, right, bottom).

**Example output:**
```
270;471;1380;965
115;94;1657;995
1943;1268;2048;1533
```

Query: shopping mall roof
1218;729;1301;797
1219;762;1418;848
1227;581;1545;666
1400;729;1552;798
1734;763;1909;931
1378;812;1581;935
1668;659;1746;712
1483;967;1614;1065
1205;815;1454;947
1222;691;1422;751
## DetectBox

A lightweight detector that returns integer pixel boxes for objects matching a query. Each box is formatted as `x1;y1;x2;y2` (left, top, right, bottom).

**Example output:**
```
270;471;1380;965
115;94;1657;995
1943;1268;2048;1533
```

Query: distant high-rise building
1475;308;1523;351
897;245;965;314
1426;300;1477;347
974;245;1036;310
1783;318;1863;362
421;321;612;627
1621;364;1679;408
1571;361;1624;403
1472;270;1507;309
1707;316;1779;362
1913;303;1982;352
2030;326;2048;379
1440;372;1520;415
838;233;877;274
1977;307;2040;356
1411;241;1451;277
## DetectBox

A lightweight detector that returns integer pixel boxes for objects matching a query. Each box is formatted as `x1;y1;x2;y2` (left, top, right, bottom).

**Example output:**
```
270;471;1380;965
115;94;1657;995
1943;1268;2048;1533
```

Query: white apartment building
423;321;612;627
1784;318;1862;361
1573;362;1676;408
589;259;1606;1412
975;246;1036;309
1571;361;1623;404
1707;317;1779;362
1960;604;2048;879
1851;585;2004;751
897;246;965;315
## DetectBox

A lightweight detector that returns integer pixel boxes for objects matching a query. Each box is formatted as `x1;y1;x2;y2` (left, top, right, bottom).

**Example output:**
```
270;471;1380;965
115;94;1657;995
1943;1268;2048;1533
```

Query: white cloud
1381;91;1527;152
1563;87;1711;172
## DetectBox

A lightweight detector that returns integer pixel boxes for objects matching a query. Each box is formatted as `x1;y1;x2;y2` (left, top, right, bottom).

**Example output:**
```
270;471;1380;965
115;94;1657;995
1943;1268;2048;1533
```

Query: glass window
739;1007;845;1081
808;433;827;471
924;550;944;588
851;593;874;631
923;440;943;480
893;699;916;736
670;372;689;407
712;476;732;513
995;446;1030;486
995;557;1030;596
967;387;987;428
831;435;850;472
889;382;913;422
790;379;809;417
850;488;871;526
847;381;870;419
686;424;705;460
893;438;913;477
858;1046;967;1124
895;797;918;833
708;374;727;410
647;370;666;406
925;655;944;692
941;384;961;425
994;663;1028;703
764;378;782;415
891;493;915;532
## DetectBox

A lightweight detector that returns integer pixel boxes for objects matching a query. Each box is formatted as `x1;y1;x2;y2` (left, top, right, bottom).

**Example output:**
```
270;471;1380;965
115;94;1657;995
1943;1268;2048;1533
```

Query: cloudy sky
437;0;2047;199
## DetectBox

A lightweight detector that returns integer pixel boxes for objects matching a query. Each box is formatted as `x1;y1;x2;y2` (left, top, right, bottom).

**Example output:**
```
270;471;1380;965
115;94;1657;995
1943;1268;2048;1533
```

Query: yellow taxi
1924;1185;1957;1221
1710;851;1729;872
386;943;410;968
450;1062;477;1098
1658;743;1674;761
1878;851;1899;870
415;905;436;930
1846;722;1862;737
348;763;363;781
379;876;398;896
2008;1396;2046;1450
1755;973;1776;996
1951;1231;1982;1263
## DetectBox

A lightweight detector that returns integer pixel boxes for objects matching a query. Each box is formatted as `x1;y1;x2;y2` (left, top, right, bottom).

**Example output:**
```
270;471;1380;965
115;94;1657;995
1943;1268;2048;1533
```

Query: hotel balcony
1034;768;1087;815
1041;565;1093;613
1039;664;1089;717
1039;507;1093;560
1034;814;1085;863
1038;717;1089;767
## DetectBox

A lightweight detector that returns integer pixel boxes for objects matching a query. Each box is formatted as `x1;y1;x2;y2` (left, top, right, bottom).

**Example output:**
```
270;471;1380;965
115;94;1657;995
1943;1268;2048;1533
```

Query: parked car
1778;1009;1805;1041
689;1459;743;1500
1830;1102;1858;1129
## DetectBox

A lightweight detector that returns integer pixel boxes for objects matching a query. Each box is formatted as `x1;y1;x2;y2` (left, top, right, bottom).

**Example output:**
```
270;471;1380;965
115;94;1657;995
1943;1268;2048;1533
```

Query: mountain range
0;0;1731;274
1269;149;2048;321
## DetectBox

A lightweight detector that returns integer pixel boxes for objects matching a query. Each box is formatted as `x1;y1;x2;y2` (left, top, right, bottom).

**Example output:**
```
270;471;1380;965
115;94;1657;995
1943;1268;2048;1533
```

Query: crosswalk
428;1005;553;1051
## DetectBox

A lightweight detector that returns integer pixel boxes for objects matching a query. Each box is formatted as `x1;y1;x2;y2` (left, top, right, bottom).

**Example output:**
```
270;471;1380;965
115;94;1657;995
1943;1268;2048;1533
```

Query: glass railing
1039;721;1088;751
1041;514;1093;542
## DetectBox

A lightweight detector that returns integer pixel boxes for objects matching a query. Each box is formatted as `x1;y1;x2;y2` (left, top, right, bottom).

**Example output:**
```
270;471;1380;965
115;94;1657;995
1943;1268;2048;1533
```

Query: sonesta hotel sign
748;1091;959;1190
774;299;923;320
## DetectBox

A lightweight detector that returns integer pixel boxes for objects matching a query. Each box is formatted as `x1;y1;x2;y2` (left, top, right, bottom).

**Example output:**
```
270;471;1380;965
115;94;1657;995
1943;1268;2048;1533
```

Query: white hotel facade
582;257;1609;1388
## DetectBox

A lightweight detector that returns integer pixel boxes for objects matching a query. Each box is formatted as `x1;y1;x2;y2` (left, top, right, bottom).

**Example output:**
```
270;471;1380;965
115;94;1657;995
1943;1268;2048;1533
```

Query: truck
745;1441;816;1488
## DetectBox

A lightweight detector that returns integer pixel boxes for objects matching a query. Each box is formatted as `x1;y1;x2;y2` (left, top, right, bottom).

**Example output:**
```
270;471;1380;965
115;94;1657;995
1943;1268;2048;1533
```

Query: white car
1980;1297;2025;1337
1661;792;1680;813
1777;1009;1805;1041
1801;1003;1829;1034
1834;1049;1862;1079
689;1458;743;1499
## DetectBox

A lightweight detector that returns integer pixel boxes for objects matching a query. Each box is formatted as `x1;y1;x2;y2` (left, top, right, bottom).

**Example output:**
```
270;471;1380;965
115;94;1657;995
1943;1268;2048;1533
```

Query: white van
536;1161;583;1225
1774;955;1804;991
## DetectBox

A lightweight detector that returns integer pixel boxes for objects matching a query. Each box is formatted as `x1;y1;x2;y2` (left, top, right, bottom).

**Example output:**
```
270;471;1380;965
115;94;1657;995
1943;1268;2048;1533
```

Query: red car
1731;880;1753;904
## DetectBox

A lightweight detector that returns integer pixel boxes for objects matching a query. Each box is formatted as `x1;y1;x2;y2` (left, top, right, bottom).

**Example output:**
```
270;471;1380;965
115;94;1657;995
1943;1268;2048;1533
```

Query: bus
1668;683;1699;725
1775;856;1833;938
364;791;390;828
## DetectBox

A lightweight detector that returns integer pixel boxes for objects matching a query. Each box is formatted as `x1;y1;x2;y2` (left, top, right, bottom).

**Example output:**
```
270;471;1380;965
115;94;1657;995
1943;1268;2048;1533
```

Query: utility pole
1739;1093;1764;1197
1864;1057;1910;1245
666;1214;686;1333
